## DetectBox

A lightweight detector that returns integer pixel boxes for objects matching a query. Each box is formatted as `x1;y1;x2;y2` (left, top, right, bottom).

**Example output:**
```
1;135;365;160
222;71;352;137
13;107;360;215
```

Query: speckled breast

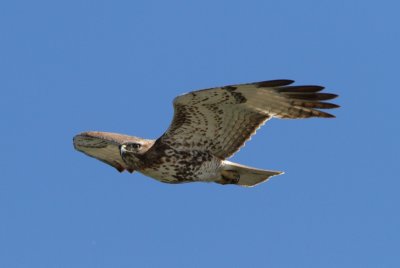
139;149;222;184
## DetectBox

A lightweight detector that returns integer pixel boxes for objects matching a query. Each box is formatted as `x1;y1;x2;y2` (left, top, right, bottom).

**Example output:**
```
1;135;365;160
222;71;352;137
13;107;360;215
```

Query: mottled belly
139;151;222;184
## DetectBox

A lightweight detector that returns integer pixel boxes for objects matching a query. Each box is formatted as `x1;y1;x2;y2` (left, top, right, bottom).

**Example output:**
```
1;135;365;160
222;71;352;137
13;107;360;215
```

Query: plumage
73;79;339;187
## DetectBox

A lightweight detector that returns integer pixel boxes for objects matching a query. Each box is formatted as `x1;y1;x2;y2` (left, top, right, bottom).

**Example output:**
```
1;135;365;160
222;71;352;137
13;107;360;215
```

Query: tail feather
220;161;283;187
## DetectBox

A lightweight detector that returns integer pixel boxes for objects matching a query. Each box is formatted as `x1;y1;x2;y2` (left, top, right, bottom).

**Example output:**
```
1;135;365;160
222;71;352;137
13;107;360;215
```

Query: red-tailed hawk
73;79;338;187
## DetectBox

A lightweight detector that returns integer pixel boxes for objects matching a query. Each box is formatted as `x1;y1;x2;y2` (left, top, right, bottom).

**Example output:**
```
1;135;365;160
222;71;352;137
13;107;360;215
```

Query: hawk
73;79;339;187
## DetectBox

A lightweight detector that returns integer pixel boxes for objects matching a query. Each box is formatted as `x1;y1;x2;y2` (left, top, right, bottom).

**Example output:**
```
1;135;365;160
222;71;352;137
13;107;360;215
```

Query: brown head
73;131;155;173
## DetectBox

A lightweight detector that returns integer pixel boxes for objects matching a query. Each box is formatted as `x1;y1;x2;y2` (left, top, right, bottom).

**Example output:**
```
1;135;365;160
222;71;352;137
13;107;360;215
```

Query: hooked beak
119;144;127;157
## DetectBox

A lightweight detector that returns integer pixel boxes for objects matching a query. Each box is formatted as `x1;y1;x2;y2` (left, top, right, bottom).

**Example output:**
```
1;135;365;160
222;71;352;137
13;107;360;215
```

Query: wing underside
160;79;339;159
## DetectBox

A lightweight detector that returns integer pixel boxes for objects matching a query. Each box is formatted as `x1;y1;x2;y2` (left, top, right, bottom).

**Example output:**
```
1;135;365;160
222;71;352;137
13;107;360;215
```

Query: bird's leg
217;170;240;185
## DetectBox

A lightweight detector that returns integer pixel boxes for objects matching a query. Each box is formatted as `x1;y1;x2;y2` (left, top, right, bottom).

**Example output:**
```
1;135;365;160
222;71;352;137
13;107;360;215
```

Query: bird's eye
127;143;141;150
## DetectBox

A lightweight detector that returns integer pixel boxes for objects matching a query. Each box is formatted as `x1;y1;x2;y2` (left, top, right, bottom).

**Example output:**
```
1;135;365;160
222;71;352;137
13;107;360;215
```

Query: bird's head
119;141;151;170
73;131;154;173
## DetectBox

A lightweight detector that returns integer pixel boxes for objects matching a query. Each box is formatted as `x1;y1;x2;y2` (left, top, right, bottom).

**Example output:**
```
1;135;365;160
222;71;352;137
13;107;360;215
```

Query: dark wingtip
291;101;340;110
278;85;325;93
253;79;295;88
321;93;338;100
325;103;340;109
286;92;338;101
314;110;336;118
323;113;336;118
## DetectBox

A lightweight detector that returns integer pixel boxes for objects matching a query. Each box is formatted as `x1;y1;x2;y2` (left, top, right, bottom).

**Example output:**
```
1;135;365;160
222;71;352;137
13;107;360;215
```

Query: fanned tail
218;161;283;187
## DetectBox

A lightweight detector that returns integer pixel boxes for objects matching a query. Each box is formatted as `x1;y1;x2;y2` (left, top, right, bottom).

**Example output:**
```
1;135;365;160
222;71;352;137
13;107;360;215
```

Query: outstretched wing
73;131;154;172
160;79;339;159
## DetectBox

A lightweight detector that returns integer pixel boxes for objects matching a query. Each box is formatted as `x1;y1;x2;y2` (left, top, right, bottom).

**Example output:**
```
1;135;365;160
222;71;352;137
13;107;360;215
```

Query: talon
219;170;240;184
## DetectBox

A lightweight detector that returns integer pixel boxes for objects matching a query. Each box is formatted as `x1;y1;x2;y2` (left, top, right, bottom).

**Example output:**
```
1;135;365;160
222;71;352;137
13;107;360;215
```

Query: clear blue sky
1;0;399;267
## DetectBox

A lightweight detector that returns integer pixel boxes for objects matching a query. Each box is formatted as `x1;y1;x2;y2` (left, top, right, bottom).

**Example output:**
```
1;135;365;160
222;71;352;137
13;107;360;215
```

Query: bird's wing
73;131;153;172
160;79;339;159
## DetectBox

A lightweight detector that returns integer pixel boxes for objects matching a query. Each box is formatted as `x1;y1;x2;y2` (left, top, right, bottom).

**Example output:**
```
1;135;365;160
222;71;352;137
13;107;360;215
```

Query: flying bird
73;79;339;187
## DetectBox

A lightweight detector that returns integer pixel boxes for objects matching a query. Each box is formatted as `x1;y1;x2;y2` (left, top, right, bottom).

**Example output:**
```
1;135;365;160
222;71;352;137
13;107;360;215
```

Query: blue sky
1;0;399;267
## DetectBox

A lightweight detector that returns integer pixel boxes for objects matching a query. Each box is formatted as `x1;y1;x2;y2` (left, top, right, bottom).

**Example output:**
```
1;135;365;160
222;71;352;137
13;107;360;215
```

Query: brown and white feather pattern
161;79;338;159
73;79;339;187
